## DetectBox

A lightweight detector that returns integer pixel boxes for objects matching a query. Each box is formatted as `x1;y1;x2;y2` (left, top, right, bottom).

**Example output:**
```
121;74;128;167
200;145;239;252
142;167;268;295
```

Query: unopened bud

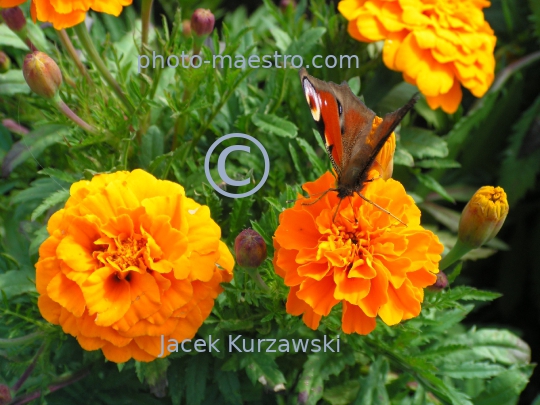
0;384;12;405
1;7;26;32
235;229;267;268
280;0;296;11
458;186;509;248
428;272;448;291
182;19;192;37
0;52;11;73
23;51;62;99
191;8;215;37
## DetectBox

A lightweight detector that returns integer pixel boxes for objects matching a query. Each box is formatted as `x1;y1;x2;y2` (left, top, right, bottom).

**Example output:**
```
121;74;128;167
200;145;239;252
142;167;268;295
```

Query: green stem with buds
439;239;472;271
72;23;135;114
53;93;99;134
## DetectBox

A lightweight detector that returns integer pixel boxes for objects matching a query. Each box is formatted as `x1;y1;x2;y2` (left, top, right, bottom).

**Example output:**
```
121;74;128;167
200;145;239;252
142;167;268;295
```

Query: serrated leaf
140;126;164;169
31;189;70;221
215;369;242;405
270;26;292;52
296;137;327;176
439;329;531;366
229;194;254;239
2;124;69;176
415;159;461;169
185;355;209;405
353;357;389;405
394;147;415;166
348;76;361;96
252;113;298;138
438;362;505;379
415;172;455;203
0;268;35;298
473;365;534;405
401;127;448;159
289;142;306;183
241;353;286;387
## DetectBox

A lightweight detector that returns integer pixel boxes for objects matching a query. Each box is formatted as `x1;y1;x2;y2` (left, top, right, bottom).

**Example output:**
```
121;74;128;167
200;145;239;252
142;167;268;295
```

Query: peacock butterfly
299;68;418;223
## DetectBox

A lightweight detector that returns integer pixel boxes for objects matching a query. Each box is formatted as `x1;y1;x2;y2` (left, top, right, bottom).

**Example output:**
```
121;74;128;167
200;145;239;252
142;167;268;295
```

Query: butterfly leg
332;198;344;223
348;196;358;223
356;192;406;226
296;188;337;206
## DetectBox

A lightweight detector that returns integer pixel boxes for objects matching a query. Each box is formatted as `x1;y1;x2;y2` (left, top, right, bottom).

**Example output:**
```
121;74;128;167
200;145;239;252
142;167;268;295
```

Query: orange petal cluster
273;172;443;334
338;0;496;113
0;0;131;29
36;170;234;362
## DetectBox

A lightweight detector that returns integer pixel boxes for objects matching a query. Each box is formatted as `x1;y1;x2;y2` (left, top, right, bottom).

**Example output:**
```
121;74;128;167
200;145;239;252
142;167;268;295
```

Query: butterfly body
299;68;417;202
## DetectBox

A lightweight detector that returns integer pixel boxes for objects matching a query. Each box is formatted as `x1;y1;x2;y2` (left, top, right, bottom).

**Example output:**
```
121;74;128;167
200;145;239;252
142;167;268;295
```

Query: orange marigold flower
273;172;443;334
36;169;234;363
0;0;132;30
338;0;496;113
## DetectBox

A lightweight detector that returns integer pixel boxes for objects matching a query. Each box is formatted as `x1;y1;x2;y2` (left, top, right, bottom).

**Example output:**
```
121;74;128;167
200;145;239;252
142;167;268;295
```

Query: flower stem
0;332;42;349
72;23;135;114
12;344;44;392
53;94;99;134
439;239;472;271
10;368;89;405
57;29;92;82
141;0;153;52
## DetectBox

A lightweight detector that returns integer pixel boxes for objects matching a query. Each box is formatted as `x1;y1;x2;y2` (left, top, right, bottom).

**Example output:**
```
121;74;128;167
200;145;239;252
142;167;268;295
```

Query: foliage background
1;0;540;404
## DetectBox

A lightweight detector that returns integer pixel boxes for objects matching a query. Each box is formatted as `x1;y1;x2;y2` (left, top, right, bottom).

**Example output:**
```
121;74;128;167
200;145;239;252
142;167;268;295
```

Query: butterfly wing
299;68;376;177
343;95;419;188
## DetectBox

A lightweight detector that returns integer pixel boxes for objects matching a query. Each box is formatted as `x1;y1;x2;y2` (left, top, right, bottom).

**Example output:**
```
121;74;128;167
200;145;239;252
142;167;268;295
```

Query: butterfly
299;68;418;224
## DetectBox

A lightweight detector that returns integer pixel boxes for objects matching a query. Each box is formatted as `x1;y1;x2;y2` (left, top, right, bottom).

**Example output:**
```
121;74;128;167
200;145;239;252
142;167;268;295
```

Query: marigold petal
38;295;61;324
342;301;377;334
425;77;462;113
334;267;370;305
47;272;86;317
297;276;340;316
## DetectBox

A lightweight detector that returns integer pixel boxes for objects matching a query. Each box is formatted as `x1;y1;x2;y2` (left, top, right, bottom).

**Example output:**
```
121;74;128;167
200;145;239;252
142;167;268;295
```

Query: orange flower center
109;235;147;272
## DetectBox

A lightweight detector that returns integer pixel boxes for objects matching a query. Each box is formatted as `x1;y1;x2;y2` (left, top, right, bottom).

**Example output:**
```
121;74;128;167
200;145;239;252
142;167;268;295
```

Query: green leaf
0;268;35;298
394;147;415;167
12;178;68;205
415;172;455;203
241;353;286;388
252;113;298;138
2;124;69;176
323;380;360;405
438;329;531;366
401;127;448;159
0;25;29;49
31;189;70;221
185;355;209;405
229;194;255;239
168;360;185;405
415;159;461;169
348;76;361;96
0;70;30;96
289;142;306;183
473;365;534;405
215;369;242;405
353;357;389;405
270;26;292;52
438;362;505;379
296;137;327;176
140;126;164;169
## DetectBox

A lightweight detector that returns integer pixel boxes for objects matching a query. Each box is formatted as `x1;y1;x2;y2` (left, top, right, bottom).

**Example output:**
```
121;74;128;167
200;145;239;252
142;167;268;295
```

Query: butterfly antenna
348;196;358;223
356;192;407;226
332;197;344;223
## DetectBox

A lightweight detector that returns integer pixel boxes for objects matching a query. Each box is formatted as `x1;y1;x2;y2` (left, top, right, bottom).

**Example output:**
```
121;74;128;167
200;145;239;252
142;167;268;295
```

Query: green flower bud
23;51;62;99
235;229;267;269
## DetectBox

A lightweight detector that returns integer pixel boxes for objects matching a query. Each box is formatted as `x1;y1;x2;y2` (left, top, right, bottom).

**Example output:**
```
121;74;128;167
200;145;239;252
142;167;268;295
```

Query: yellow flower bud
458;186;509;248
0;51;11;73
23;51;62;99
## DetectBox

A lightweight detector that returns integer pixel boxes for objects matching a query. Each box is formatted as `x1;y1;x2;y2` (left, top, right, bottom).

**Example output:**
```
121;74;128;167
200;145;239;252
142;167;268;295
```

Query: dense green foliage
1;0;539;404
